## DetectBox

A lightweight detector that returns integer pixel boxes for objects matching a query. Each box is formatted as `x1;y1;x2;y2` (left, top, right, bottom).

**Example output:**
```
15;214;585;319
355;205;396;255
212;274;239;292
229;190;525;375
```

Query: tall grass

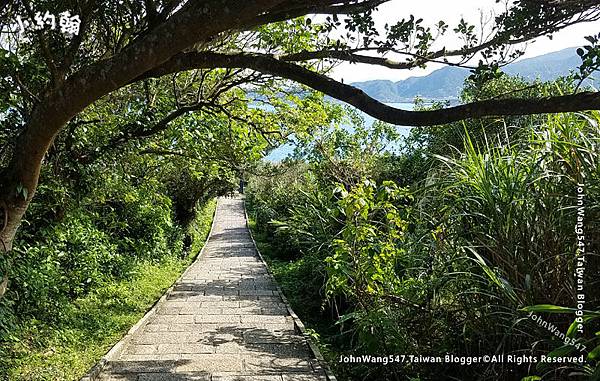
246;112;600;380
417;112;600;379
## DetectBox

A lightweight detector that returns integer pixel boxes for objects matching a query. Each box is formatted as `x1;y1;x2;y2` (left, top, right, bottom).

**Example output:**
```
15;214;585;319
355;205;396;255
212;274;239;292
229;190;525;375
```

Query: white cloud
330;0;600;83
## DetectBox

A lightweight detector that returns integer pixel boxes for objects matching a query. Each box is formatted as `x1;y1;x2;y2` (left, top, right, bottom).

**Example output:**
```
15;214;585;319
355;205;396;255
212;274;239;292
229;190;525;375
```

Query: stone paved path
94;197;328;381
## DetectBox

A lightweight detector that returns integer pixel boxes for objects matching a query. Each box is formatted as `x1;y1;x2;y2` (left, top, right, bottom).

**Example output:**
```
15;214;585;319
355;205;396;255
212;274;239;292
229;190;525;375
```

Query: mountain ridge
350;48;594;102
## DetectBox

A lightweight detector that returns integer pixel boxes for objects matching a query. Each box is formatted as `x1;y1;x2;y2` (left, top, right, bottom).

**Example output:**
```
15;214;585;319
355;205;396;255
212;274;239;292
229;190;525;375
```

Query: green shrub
247;110;600;380
417;112;600;379
0;197;217;380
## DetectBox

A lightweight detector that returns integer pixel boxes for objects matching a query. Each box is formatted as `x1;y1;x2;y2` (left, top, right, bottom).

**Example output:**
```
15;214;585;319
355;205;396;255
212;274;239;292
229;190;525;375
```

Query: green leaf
15;183;28;200
546;345;575;358
521;305;600;318
336;311;360;325
588;344;600;361
566;320;579;338
521;304;575;314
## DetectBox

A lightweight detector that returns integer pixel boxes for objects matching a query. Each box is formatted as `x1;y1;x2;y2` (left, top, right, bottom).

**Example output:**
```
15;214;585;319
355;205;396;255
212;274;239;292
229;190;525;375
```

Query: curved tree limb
276;1;600;71
280;49;479;70
247;0;388;27
139;51;600;126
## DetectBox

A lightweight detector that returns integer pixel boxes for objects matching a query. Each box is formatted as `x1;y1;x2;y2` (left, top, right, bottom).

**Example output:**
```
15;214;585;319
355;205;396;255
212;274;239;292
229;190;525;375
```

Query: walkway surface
94;197;328;381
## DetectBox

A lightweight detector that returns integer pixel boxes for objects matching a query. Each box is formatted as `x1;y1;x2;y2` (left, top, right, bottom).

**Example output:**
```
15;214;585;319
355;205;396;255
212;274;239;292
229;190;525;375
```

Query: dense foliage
247;75;600;380
0;200;216;380
0;123;225;378
0;58;343;378
1;1;600;378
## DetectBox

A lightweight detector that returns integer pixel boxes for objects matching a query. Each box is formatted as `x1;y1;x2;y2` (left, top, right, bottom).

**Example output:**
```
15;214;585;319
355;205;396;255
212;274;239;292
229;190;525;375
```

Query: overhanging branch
138;51;600;127
280;49;478;70
246;0;387;27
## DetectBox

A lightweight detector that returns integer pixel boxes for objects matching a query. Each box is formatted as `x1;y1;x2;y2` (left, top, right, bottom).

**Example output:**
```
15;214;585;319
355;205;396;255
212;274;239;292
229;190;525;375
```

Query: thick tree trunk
0;113;59;298
0;175;31;298
0;198;25;299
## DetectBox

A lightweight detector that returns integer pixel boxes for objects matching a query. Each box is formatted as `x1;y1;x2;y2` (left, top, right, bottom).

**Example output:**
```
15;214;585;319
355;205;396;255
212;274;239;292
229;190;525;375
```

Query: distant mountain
351;48;595;102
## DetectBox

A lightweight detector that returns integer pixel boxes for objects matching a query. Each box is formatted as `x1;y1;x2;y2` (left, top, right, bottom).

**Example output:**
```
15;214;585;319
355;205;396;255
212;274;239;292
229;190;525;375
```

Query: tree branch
243;0;387;29
78;102;210;164
280;49;478;70
278;1;600;72
139;51;600;127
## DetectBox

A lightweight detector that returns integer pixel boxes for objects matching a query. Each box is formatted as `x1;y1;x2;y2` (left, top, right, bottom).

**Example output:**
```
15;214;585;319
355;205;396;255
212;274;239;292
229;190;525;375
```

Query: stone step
91;198;330;381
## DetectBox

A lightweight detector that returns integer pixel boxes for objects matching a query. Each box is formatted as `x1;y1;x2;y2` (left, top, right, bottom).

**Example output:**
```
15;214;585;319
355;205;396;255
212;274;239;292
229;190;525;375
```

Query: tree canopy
0;0;600;298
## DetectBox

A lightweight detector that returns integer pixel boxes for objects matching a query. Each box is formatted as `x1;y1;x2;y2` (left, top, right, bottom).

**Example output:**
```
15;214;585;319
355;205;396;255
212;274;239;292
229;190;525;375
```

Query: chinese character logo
14;11;80;37
59;11;81;36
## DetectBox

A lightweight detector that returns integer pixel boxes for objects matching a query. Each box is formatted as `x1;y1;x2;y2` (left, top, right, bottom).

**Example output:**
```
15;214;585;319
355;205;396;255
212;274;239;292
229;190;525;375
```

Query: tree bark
0;189;23;299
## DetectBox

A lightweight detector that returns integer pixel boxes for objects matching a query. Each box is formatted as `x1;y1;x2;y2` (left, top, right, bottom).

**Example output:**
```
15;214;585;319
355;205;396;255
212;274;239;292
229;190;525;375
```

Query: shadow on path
94;197;327;381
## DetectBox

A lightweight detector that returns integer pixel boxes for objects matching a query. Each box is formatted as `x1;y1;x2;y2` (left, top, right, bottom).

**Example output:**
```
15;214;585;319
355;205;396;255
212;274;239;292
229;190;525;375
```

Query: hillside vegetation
247;74;600;381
